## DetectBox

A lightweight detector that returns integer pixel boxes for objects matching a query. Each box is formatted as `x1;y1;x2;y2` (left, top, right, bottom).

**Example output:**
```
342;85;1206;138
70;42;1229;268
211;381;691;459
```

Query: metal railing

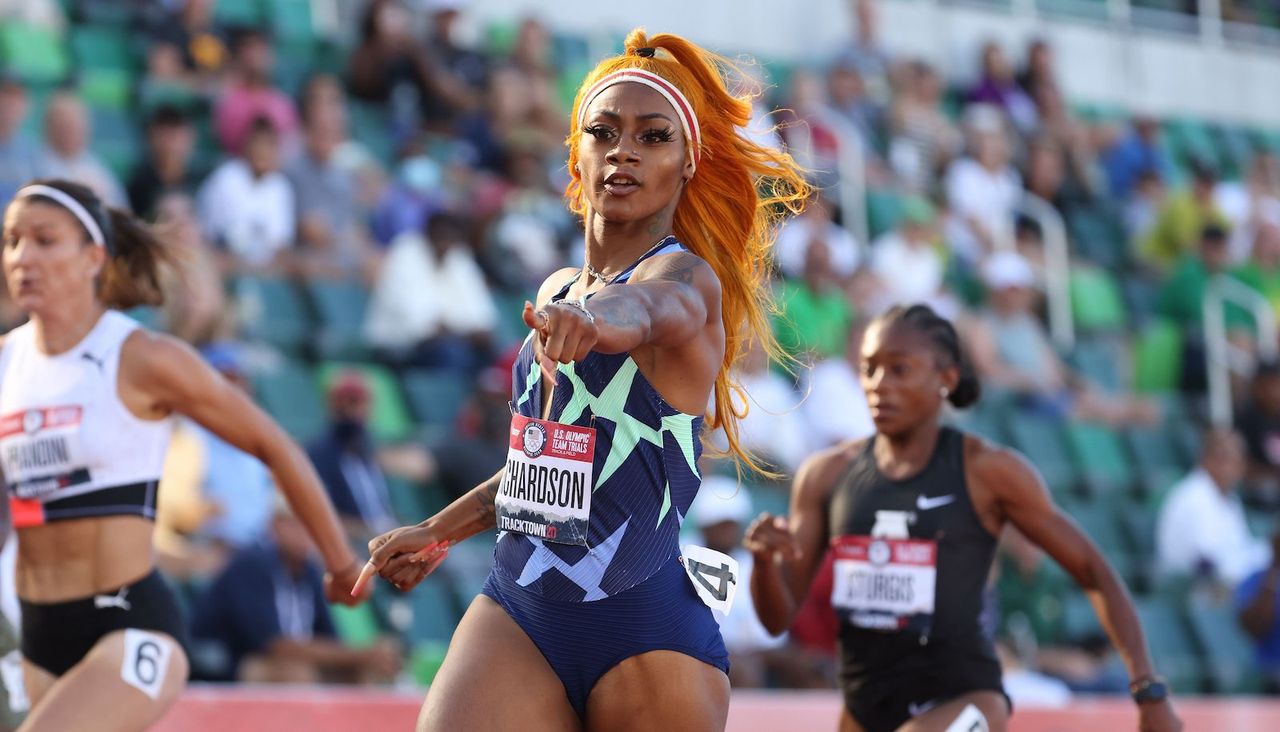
825;114;871;250
1203;274;1278;426
1013;194;1076;352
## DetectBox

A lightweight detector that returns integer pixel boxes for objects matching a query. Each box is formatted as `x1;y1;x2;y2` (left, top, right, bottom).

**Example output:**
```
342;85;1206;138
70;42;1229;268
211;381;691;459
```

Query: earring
940;387;950;398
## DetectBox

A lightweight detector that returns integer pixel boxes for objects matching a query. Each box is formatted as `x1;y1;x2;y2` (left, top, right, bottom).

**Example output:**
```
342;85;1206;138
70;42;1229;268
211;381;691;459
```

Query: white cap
982;250;1035;290
690;476;753;528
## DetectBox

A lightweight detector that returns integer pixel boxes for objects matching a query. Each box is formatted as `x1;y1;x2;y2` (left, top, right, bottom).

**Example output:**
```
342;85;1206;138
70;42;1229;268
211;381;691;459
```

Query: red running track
154;687;1280;731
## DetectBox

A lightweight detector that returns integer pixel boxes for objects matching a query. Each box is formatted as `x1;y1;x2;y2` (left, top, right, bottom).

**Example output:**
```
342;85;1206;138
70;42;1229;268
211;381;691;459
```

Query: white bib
831;535;937;632
680;544;739;614
0;406;91;499
495;414;596;546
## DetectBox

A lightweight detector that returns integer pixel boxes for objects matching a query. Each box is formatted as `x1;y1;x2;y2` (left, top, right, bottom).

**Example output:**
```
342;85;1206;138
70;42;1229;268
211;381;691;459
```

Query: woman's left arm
974;445;1182;732
122;332;365;605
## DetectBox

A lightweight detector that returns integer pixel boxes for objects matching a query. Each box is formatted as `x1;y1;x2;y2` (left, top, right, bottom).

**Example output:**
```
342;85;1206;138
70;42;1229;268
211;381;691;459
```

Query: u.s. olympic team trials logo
521;422;548;458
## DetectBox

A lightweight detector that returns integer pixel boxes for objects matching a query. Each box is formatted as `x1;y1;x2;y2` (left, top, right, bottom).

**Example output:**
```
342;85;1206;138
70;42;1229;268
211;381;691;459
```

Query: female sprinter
0;179;366;731
745;304;1182;732
357;30;809;732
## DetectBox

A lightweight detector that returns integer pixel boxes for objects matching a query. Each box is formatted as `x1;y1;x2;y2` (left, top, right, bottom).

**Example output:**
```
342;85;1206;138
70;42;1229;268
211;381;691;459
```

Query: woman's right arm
746;445;848;636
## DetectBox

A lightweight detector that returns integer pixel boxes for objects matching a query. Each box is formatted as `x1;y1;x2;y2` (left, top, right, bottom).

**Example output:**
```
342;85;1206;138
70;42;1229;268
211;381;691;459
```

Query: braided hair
876;304;981;409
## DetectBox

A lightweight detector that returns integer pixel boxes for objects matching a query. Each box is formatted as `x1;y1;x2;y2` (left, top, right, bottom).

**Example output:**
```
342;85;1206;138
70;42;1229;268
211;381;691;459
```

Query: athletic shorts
482;553;730;720
842;656;1008;732
21;570;189;677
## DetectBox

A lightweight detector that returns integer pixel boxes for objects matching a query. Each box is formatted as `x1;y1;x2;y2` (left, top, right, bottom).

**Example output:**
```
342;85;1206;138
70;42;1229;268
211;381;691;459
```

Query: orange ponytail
565;29;811;476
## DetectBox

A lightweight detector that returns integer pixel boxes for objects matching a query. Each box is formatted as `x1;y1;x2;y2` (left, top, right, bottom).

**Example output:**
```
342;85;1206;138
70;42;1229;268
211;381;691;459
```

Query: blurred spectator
36;91;127;208
287;74;380;282
429;356;515;500
714;339;807;475
460;64;564;175
370;153;446;246
688;479;796;688
190;501;402;683
1233;223;1280;314
773;238;855;366
1157;428;1270;587
773;193;861;282
0;74;39;206
1236;527;1280;691
1101;115;1172;200
486;146;575;290
800;322;875;451
154;191;231;344
504;17;568;131
966;251;1156;425
347;0;455;138
214;28;299;156
0;0;64;31
128;105;200;220
141;0;229;86
1026;110;1097;216
427;0;491;99
157;343;275;578
306;372;400;541
866;196;954;316
967;41;1037;135
1017;39;1055;102
826;58;883;165
1140;159;1230;271
887;60;962;193
1124;168;1167;242
1238;360;1280;505
1155;223;1234;327
945;105;1021;260
775;69;844;190
198;116;296;271
364;210;497;372
1217;151;1280;263
838;0;892;104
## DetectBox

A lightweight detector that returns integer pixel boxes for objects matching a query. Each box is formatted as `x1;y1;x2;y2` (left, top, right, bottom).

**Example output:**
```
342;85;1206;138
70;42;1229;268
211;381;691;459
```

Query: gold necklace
583;236;673;285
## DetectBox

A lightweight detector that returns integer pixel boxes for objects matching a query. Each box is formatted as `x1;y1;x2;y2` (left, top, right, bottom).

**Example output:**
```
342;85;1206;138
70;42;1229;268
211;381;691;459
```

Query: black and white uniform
0;311;187;676
828;427;1007;732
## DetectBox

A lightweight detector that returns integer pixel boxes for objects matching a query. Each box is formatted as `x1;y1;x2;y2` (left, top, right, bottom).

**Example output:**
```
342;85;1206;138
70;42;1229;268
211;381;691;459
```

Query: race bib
0;406;91;500
495;414;595;546
680;544;739;614
830;535;936;633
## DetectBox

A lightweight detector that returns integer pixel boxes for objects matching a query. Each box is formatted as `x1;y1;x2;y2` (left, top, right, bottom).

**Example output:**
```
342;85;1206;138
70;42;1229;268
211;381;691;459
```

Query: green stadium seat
1058;591;1103;643
1186;593;1262;694
1007;412;1078;494
232;275;312;354
1215;124;1257;180
492;290;535;349
865;189;903;240
213;0;265;26
77;0;135;25
1067;207;1127;270
251;359;326;444
1068;336;1125;393
1069;267;1127;333
268;0;315;44
1122;275;1160;328
401;369;469;428
1133;319;1182;393
1135;597;1203;693
405;581;461;645
0;23;70;85
316;362;414;443
1164;117;1219;170
79;69;133;110
348;102;395;167
1065;423;1134;494
305;279;370;359
385;476;451;526
330;603;381;648
1060;494;1135;583
69;26;136;72
410;641;449;686
484;19;520;56
745;482;788;519
1125;423;1185;497
89;106;142;180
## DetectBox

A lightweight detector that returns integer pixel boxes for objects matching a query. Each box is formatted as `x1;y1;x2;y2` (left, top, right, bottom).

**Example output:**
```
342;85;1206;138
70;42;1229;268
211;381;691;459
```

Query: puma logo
81;352;105;373
94;587;131;611
916;494;956;511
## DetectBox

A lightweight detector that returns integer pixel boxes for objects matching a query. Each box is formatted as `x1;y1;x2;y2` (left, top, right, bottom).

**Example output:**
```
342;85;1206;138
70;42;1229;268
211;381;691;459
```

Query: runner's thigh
420;595;579;732
896;691;1009;732
20;629;188;732
584;650;729;732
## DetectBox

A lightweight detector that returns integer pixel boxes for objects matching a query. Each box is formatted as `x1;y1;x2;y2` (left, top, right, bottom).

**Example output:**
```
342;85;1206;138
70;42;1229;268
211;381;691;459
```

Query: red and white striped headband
577;68;702;170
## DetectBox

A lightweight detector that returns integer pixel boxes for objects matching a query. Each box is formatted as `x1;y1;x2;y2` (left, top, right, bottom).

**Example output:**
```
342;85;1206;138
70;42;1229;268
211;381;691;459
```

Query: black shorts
842;658;1008;732
21;570;189;677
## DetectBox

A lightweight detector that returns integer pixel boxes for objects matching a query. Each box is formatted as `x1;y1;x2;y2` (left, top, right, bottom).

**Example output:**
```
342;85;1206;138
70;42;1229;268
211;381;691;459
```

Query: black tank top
827;427;1000;691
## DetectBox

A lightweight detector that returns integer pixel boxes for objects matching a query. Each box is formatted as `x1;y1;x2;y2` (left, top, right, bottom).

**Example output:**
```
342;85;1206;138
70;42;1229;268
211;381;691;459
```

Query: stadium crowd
0;0;1279;708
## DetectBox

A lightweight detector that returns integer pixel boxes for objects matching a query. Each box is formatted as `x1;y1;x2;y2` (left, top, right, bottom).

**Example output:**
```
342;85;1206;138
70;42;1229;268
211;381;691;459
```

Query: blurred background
3;0;1280;728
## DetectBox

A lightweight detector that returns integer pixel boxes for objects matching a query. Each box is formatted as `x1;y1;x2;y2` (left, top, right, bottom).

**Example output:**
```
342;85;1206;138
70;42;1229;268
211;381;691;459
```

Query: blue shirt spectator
189;538;335;680
1102;117;1173;199
0;76;40;207
1237;535;1280;682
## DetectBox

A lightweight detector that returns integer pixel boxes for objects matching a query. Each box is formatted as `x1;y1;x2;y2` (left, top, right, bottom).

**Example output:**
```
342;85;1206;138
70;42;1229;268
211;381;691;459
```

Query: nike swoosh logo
916;494;956;511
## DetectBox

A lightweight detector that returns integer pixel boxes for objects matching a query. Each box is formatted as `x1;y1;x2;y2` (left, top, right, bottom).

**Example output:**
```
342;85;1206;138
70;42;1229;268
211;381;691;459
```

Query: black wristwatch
1130;676;1169;704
